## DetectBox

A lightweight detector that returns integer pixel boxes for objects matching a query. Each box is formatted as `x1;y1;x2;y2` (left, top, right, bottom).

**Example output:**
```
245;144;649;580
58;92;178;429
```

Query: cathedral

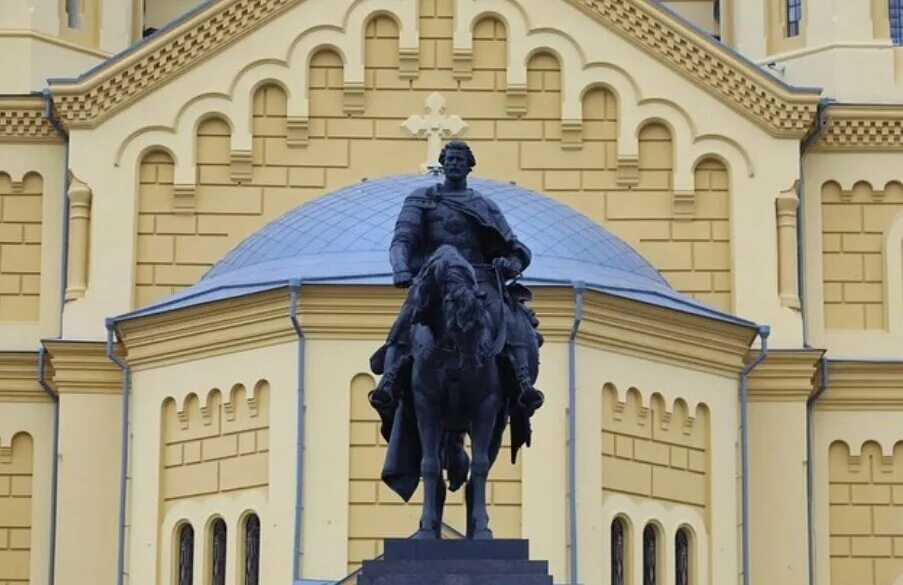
1;0;902;584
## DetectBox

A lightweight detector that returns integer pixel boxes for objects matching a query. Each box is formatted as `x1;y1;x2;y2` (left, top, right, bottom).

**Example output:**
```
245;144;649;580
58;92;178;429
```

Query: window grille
676;529;690;585
178;524;194;585
211;519;227;585
892;0;903;45
612;519;625;585
787;0;802;37
643;525;657;585
245;515;261;585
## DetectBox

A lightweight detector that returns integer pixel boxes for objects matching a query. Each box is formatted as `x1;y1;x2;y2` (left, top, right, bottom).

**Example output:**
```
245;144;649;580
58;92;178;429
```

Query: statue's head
439;141;475;182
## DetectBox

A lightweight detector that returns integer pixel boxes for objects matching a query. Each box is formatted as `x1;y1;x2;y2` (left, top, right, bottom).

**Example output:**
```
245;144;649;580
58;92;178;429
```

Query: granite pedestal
357;539;552;584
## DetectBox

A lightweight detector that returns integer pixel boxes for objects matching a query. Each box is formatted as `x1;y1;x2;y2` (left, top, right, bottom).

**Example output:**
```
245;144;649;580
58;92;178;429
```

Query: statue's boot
368;369;399;411
515;367;544;413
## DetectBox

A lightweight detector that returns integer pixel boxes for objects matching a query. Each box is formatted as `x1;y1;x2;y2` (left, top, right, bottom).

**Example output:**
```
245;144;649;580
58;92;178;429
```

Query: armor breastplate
423;200;485;264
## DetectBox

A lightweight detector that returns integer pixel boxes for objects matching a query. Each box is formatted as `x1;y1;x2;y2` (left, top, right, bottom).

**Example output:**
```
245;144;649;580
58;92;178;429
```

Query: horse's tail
443;430;469;492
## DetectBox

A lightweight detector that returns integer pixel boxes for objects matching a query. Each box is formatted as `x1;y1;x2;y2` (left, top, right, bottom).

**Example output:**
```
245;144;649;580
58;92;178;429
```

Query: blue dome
204;175;666;287
119;175;752;326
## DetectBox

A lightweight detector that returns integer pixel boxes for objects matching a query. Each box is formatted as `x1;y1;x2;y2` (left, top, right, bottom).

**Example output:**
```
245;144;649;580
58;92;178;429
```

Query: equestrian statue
369;141;544;540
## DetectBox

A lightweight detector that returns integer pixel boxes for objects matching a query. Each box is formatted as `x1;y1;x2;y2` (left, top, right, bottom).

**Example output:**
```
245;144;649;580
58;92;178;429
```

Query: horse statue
373;244;539;539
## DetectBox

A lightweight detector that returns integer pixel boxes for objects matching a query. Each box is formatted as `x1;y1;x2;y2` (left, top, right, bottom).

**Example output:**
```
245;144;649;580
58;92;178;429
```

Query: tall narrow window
612;518;625;585
786;0;802;37
245;515;261;585
211;519;227;585
891;0;903;45
643;525;657;585
178;524;194;585
676;529;690;585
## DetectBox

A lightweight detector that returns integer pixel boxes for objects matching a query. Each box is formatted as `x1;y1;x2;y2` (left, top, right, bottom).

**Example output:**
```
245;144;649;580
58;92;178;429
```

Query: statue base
358;539;552;584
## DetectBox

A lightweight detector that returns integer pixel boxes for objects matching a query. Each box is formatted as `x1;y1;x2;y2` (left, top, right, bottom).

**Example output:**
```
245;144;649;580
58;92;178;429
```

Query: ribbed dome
120;175;751;326
204;175;667;288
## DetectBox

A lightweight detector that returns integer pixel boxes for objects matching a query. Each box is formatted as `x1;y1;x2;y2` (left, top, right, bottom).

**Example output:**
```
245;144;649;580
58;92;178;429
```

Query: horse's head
414;245;490;367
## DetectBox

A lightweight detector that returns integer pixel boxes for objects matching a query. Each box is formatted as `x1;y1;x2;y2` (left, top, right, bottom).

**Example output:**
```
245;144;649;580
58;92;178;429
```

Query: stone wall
601;385;709;519
0;433;33;585
829;440;903;585
160;382;270;508
821;180;902;330
0;173;42;322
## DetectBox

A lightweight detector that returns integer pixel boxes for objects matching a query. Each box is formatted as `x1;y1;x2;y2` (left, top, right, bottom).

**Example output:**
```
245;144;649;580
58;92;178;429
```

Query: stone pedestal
358;539;553;584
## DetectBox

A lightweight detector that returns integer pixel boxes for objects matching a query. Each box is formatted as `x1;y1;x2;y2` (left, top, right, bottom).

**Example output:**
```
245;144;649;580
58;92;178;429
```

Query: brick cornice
43;340;122;395
47;0;820;135
0;96;61;142
565;0;820;138
817;360;903;410
0;352;48;403
817;105;903;151
746;349;824;402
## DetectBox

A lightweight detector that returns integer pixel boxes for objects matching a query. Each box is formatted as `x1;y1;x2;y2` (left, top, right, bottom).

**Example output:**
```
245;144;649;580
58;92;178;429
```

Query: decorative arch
174;521;195;585
238;511;261;585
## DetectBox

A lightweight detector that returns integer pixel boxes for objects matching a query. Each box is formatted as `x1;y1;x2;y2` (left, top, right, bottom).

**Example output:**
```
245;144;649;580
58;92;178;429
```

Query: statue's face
442;147;471;182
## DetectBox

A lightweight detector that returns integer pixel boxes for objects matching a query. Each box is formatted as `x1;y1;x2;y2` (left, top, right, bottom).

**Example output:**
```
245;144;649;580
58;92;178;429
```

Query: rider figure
369;141;544;413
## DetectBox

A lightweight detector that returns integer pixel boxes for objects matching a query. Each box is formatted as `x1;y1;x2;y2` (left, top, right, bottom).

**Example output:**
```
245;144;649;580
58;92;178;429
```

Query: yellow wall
0;173;43;323
829;441;903;585
130;9;733;314
0;433;34;585
820;180;899;331
601;387;710;521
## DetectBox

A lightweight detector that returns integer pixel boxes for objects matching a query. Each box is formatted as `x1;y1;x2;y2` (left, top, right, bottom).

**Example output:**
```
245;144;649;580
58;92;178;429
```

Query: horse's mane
411;245;478;324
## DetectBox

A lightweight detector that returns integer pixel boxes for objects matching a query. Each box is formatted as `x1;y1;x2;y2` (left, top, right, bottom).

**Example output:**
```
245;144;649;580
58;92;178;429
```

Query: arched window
892;0;903;45
244;514;261;585
643;524;658;585
643;525;657;585
786;0;802;37
676;528;690;585
612;518;626;585
211;518;227;585
177;524;194;585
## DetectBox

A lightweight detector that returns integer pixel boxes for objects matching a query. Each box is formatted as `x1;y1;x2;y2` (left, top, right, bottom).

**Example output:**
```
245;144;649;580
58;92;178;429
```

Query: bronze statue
369;141;543;539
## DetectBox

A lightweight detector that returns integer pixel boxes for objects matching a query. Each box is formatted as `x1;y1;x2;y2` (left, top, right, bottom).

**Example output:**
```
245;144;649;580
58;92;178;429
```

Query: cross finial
402;92;468;172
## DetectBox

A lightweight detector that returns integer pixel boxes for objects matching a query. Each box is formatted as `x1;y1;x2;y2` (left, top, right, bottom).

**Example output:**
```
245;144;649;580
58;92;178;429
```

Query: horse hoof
413;529;437;540
472;529;494;540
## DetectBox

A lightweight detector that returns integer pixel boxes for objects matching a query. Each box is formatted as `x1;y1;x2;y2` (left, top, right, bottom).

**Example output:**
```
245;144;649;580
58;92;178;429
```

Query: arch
851;180;874;201
611;514;633;585
20;171;43;193
675;524;695;585
643;521;664;585
691;136;755;179
175;521;195;585
885;180;903;198
208;516;228;585
9;431;34;456
229;60;294;104
472;11;512;36
821;180;843;201
238;511;261;585
886;209;903;333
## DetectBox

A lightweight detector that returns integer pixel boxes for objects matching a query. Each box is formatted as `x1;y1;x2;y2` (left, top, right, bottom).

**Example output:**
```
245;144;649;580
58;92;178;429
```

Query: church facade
1;1;902;584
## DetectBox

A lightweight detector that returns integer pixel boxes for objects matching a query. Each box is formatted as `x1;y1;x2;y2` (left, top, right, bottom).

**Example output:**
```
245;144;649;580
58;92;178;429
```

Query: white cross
402;92;468;172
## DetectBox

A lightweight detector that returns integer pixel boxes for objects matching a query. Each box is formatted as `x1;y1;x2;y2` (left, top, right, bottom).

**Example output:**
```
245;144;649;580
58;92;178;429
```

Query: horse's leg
413;389;443;539
435;477;447;538
469;407;496;540
465;481;475;538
